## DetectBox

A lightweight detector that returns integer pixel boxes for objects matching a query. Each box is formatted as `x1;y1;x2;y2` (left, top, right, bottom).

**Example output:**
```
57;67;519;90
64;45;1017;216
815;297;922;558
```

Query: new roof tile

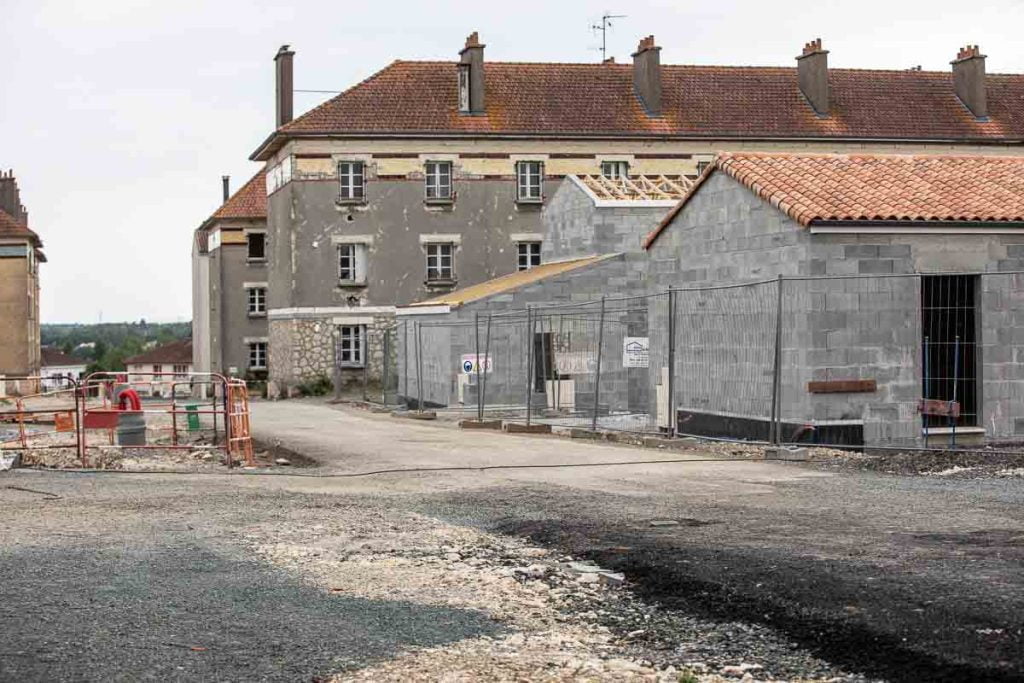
645;152;1024;247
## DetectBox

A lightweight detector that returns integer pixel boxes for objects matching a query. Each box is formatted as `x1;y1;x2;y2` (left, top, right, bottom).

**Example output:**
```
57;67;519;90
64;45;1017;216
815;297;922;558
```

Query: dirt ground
2;398;1022;681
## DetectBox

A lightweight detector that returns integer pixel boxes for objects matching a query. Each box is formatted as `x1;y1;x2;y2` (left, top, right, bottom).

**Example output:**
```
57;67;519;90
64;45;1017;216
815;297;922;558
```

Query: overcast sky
3;0;1022;324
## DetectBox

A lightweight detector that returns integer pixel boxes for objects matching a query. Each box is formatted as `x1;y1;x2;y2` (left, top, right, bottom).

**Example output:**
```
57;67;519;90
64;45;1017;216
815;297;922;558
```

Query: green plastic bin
185;403;201;432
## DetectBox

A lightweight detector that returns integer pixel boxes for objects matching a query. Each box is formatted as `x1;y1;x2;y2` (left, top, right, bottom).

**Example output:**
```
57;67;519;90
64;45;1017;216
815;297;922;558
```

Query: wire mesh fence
393;271;1024;451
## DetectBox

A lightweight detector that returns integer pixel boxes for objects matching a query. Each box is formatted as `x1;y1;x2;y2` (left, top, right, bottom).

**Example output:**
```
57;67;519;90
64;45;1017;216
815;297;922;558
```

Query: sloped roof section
41;347;86;367
124;339;193;365
408;254;618;309
253;61;1024;159
212;169;267;220
0;208;41;247
645;152;1024;247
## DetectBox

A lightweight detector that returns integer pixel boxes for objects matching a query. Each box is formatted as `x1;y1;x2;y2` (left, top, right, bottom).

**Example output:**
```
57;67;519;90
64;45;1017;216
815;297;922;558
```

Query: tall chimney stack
632;35;662;117
796;38;829;116
222;176;231;203
458;32;486;113
952;45;987;119
275;44;295;128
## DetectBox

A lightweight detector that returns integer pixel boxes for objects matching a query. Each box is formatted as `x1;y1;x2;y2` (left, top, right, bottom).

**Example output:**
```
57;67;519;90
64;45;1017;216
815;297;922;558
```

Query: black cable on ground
7;456;814;480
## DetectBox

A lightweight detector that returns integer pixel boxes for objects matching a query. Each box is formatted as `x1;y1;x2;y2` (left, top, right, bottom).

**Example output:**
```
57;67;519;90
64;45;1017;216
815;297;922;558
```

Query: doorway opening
921;274;979;427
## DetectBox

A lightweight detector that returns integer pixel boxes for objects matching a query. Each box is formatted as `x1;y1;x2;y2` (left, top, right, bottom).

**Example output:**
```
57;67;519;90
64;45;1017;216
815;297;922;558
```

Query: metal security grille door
425;162;452;200
426;244;454;281
337;161;364;201
922;274;978;428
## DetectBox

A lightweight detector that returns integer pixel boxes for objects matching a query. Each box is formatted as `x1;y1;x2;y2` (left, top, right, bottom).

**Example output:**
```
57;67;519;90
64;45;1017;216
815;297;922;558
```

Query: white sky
3;0;1022;323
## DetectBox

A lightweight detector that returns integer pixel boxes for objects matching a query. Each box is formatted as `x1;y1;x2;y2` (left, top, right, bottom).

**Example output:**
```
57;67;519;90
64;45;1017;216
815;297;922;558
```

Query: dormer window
458;64;471;113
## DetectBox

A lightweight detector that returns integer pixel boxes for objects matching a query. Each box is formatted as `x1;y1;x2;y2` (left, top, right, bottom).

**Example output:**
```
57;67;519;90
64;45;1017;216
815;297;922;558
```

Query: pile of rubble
242;506;861;681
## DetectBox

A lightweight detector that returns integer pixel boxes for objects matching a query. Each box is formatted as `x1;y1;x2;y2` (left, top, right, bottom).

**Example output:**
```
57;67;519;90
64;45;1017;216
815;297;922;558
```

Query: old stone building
192;171;268;390
244;35;1024;395
0;170;44;390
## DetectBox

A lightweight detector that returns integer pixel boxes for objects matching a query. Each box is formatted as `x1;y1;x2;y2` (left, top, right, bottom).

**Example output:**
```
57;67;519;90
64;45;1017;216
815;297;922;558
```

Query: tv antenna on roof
591;12;626;62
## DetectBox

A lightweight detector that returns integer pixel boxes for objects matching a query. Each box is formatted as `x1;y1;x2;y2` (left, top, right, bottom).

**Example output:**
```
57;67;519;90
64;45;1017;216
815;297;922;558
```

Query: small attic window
458;64;470;112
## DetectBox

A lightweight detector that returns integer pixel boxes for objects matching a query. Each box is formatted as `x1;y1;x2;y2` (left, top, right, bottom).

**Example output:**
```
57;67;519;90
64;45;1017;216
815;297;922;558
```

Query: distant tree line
41;321;192;374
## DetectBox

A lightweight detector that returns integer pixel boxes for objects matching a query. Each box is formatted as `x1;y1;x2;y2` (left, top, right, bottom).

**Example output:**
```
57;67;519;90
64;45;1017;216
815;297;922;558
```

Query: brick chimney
458;32;486;113
952;45;987;119
632;35;662;117
222;176;231;203
796;38;829;116
274;45;295;128
0;170;26;224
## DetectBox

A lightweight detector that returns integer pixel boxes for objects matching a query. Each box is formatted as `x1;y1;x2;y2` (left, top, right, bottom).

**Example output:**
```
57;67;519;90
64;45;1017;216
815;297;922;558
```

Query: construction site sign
461;354;492;374
623;337;650;368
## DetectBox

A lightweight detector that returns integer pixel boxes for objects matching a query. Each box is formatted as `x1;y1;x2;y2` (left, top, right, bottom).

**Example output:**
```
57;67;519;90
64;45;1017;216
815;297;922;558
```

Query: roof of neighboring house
212;169;267;220
0;208;42;247
254;60;1024;158
645;152;1024;247
40;347;87;367
407;254;618;309
124;339;193;365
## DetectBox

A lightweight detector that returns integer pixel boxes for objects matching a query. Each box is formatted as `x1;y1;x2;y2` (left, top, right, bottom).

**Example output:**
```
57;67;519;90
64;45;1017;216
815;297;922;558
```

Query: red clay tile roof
645;152;1024;247
253;61;1024;158
0;208;41;246
124;339;193;365
41;347;86;367
211;169;266;220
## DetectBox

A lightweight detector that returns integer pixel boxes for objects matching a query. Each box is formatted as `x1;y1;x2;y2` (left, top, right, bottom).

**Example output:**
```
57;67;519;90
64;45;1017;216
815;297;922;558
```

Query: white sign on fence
554;351;597;375
622;337;650;368
460;354;492;374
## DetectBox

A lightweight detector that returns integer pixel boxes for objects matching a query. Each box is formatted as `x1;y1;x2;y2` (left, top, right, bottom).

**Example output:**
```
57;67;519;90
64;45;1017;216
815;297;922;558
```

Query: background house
0;170;44;393
40;347;87;390
125;339;194;398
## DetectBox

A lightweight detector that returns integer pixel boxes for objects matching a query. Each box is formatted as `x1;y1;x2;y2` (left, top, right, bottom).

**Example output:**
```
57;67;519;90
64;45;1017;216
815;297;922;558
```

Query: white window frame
173;364;189;378
696;160;711;176
246;232;266;261
338;243;358;282
601;160;629;179
338;325;366;368
248;342;267;370
426;243;455;282
247;287;266;315
424;161;453;201
517;241;542;271
516;161;543;203
338;161;365;201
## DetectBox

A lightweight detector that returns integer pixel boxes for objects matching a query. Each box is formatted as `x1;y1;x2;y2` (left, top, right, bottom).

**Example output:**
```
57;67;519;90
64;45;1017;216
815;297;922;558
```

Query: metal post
525;306;534;426
416;322;424;413
667;289;677;437
592;296;607;433
381;329;389;405
923;335;930;446
474;312;482;421
769;274;784;445
403;320;409;408
555;314;564;411
538;314;550;418
481;314;492;416
951;334;960;448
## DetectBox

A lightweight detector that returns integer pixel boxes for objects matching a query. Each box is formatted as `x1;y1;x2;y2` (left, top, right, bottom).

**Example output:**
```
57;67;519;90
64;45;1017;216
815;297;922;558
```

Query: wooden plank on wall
807;379;877;394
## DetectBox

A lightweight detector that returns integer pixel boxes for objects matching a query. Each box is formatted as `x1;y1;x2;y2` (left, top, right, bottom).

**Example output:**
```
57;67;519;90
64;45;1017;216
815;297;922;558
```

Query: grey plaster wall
268;177;561;310
207;232;269;378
